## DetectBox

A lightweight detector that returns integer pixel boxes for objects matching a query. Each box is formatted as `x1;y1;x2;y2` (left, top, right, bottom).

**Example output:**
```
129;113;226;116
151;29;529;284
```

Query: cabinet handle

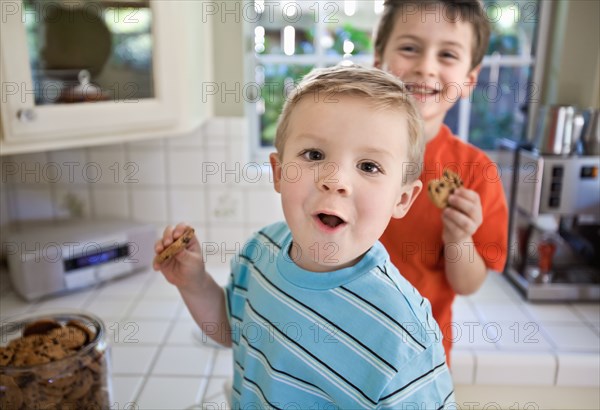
17;109;37;123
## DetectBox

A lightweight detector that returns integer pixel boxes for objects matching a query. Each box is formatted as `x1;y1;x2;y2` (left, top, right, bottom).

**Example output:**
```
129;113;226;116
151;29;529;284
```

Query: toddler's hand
153;223;206;291
442;188;483;244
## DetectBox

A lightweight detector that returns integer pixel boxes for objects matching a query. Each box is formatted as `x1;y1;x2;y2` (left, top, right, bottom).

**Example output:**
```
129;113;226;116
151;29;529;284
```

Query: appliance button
548;196;561;208
552;166;564;178
551;182;561;192
580;166;598;178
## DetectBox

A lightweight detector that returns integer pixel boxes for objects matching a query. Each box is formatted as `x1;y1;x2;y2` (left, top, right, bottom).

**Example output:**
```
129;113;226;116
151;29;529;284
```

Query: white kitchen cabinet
0;1;213;155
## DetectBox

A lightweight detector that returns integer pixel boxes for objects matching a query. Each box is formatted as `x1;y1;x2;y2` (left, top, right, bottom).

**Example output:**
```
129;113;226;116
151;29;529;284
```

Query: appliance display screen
64;244;130;272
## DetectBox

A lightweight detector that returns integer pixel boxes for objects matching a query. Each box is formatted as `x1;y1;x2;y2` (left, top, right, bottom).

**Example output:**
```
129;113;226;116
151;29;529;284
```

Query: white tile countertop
452;273;600;409
1;264;599;409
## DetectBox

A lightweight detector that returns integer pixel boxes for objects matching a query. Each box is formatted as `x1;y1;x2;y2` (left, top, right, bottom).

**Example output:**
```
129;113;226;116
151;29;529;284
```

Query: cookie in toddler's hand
155;227;195;264
427;169;463;209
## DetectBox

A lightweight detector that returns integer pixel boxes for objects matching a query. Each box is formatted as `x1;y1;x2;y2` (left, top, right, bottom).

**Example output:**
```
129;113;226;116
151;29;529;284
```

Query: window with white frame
246;0;546;160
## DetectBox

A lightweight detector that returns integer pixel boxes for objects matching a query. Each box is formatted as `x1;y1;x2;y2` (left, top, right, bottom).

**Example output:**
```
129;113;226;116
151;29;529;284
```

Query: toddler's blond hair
274;65;424;183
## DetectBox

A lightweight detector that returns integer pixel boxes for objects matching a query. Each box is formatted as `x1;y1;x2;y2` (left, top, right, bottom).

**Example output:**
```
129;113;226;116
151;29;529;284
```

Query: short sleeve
378;349;455;408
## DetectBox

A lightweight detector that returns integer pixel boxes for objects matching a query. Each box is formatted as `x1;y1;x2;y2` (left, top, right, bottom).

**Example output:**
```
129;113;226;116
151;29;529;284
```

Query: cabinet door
0;1;181;145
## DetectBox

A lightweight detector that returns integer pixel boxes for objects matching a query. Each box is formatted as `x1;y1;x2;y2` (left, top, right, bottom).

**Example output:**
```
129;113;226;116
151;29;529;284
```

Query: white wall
0;118;284;265
541;0;600;108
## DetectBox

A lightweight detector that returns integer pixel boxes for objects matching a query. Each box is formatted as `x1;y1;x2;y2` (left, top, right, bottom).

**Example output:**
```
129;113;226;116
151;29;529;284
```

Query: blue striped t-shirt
224;221;455;409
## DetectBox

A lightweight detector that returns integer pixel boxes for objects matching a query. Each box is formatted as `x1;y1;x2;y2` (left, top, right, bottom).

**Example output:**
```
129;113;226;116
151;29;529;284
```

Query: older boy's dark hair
374;0;491;69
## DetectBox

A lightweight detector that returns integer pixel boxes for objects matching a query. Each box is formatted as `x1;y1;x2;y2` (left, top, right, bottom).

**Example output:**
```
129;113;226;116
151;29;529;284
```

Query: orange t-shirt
380;125;508;365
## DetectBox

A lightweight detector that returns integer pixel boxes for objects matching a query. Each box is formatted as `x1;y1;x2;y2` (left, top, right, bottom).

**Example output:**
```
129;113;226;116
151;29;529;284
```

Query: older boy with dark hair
374;0;509;365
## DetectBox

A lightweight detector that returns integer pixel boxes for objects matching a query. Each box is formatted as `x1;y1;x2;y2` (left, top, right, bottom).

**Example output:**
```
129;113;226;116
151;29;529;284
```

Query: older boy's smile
404;83;442;101
375;3;480;141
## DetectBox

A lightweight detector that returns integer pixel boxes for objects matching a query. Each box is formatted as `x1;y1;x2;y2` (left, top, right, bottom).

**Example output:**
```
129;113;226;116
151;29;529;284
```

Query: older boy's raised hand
441;188;483;244
153;223;206;292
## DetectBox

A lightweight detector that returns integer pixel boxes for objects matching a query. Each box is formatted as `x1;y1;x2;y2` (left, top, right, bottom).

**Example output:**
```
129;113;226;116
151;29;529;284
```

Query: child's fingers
453;187;478;200
154;239;165;254
154;227;173;255
160;224;176;247
172;223;193;241
448;194;474;215
449;188;479;206
160;223;191;247
154;223;189;259
443;207;471;232
448;189;482;220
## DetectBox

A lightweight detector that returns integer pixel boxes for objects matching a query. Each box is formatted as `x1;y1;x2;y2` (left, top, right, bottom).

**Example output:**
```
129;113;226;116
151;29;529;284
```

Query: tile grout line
568;304;600;335
110;271;166;404
196;349;218;405
131;300;192;405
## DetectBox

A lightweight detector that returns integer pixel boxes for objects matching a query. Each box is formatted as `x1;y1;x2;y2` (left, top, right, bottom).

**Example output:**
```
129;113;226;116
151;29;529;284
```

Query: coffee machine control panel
517;151;600;217
546;164;598;209
547;165;564;208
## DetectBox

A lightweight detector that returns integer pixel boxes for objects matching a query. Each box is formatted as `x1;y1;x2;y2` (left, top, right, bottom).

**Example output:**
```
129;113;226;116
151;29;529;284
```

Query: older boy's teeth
410;88;435;94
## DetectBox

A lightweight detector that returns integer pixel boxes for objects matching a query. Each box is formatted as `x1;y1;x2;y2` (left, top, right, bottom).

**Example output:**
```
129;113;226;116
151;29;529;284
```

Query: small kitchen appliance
503;145;600;301
534;105;585;155
3;218;156;301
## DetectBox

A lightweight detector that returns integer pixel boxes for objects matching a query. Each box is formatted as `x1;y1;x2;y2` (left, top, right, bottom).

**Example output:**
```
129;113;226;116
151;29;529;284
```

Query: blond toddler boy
155;65;455;408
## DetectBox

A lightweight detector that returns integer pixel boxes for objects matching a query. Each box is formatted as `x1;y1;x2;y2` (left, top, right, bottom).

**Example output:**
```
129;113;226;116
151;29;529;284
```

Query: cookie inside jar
0;311;111;410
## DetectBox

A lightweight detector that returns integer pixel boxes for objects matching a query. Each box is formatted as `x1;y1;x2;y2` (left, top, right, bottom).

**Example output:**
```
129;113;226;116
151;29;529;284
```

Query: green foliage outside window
256;0;538;149
260;65;314;146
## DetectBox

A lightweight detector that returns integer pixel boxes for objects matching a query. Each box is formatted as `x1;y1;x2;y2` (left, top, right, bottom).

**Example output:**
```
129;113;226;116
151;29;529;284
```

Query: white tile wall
0;117;284;260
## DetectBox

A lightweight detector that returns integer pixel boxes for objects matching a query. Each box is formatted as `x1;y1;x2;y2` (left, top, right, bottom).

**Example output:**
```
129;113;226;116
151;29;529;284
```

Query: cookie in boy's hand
427;169;463;209
155;227;195;264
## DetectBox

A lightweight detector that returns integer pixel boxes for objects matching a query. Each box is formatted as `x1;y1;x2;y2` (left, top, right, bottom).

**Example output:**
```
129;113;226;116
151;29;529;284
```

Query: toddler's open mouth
316;213;346;229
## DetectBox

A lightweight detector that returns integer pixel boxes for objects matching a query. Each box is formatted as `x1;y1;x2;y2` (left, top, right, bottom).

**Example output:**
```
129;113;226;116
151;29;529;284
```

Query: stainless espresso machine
503;106;600;301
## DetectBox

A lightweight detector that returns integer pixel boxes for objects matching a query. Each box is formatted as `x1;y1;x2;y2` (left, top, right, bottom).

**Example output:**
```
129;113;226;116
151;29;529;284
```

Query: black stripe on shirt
257;230;282;250
380;360;447;401
242;376;284;410
235;359;245;372
246;299;378;406
239;333;330;399
245;259;399;374
340;286;427;350
377;265;399;292
439;390;455;409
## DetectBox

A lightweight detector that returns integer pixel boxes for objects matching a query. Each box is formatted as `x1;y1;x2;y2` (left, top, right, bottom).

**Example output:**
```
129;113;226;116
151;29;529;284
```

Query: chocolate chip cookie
427;169;464;209
155;227;195;264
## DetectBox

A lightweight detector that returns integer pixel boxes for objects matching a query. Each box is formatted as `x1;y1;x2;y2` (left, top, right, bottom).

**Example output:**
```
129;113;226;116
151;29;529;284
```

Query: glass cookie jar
0;311;112;409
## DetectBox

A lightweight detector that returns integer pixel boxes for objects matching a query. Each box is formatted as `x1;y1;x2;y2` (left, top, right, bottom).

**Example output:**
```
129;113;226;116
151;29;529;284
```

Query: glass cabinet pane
23;0;154;105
